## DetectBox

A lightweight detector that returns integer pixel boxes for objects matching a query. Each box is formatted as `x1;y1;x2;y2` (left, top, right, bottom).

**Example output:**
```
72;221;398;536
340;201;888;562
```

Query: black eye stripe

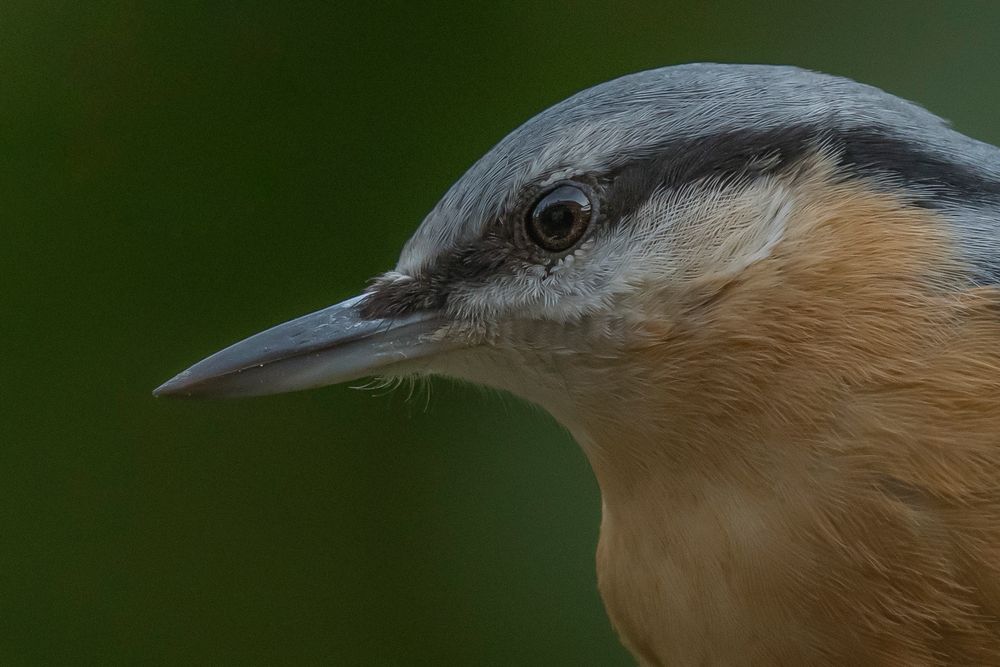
603;124;1000;225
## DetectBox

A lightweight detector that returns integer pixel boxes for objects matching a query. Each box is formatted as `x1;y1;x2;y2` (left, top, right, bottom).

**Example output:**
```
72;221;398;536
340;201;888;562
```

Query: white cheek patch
628;176;794;284
700;181;792;277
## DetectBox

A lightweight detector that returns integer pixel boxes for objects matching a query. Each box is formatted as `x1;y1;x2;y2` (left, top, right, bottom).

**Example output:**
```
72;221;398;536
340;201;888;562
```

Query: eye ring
526;184;593;253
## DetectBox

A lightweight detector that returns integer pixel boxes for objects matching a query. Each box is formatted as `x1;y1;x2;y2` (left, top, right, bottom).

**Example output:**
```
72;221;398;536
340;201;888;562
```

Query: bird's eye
527;184;592;252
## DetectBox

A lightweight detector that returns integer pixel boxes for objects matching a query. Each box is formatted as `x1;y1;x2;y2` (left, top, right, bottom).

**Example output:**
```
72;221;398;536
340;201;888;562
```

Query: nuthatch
156;64;1000;664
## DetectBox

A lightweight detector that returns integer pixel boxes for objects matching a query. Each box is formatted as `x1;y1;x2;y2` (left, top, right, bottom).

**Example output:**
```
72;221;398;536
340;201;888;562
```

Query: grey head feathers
365;63;1000;317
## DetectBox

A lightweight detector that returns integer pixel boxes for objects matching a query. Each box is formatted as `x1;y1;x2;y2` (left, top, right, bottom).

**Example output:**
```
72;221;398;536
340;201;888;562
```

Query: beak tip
153;371;194;398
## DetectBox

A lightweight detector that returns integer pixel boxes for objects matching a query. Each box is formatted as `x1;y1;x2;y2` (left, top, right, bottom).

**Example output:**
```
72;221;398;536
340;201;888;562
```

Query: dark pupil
540;203;577;241
530;185;591;251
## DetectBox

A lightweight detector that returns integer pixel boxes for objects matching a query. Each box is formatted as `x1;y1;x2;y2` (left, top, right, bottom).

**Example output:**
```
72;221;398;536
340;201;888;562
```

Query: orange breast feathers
580;167;1000;664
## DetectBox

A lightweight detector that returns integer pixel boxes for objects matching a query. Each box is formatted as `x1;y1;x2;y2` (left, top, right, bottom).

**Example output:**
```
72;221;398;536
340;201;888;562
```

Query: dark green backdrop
4;2;1000;664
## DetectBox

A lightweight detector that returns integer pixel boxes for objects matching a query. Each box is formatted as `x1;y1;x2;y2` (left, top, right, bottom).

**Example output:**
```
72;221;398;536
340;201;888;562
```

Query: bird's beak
153;295;453;398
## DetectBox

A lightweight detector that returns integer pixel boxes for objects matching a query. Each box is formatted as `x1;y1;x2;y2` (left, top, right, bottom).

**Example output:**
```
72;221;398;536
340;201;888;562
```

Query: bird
155;63;1000;665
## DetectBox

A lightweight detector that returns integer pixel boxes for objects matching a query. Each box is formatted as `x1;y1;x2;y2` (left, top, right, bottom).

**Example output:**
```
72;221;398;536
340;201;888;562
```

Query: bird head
157;63;1000;664
155;63;994;467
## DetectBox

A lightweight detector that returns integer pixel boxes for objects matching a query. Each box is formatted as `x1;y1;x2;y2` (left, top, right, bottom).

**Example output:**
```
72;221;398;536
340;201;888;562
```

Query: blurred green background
4;1;1000;664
